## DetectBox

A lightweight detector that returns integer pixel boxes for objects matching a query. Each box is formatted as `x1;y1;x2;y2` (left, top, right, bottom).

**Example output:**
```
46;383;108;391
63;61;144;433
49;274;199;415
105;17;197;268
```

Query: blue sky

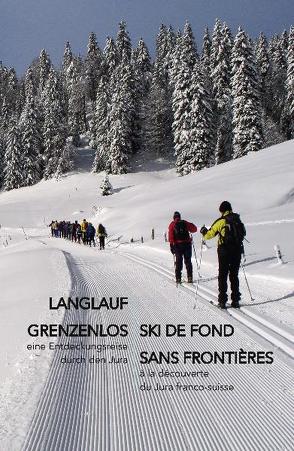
1;0;293;74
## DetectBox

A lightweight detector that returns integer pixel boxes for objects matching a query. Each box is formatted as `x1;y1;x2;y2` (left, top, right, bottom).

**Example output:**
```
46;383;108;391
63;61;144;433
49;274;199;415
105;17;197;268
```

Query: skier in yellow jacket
80;219;88;244
97;224;107;250
200;201;246;309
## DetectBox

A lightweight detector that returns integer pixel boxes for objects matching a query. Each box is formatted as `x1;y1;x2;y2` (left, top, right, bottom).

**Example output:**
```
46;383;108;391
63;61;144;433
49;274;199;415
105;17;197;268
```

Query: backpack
88;225;95;235
81;221;88;231
222;213;246;249
98;224;106;235
173;220;190;241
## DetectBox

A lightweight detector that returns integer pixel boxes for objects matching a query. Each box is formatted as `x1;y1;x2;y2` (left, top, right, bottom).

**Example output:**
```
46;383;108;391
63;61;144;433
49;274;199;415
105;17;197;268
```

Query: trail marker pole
274;244;284;264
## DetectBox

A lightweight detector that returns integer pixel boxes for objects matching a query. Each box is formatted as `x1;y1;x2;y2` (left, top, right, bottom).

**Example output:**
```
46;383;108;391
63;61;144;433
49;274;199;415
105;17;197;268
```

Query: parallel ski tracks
122;252;294;360
22;248;294;451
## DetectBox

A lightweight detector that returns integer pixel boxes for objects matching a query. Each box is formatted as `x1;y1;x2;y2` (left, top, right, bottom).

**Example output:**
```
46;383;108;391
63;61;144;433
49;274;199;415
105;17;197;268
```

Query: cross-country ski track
22;238;294;451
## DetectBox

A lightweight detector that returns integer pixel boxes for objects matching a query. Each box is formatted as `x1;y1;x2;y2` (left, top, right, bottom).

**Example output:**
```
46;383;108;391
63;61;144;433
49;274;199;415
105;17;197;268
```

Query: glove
170;244;175;254
200;225;208;236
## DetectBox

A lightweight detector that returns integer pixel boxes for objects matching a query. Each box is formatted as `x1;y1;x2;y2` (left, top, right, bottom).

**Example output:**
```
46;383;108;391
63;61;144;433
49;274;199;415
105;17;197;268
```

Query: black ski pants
217;246;241;304
87;234;96;247
174;242;192;281
99;236;105;250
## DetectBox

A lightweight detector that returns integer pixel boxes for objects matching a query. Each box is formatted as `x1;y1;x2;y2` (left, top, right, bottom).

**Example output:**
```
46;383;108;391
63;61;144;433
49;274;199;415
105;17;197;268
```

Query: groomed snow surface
0;141;293;451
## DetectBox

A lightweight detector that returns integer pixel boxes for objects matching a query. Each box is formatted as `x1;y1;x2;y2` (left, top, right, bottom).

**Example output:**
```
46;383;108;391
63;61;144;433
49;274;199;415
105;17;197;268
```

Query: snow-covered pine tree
116;21;132;63
206;19;225;161
6;69;19;115
0;101;8;186
282;26;294;139
61;41;73;118
232;63;263;156
0;95;10;138
106;60;135;174
210;19;223;75
91;76;110;172
170;21;197;86
231;28;263;158
255;33;284;147
55;139;74;178
132;38;152;90
62;41;73;74
0;97;10;131
43;69;69;179
100;174;113;196
155;24;175;83
146;24;174;156
211;22;233;164
24;67;36;100
0;137;4;186
165;26;177;68
281;30;289;55
172;22;207;174
256;33;271;93
84;32;102;103
181;21;198;67
67;56;86;143
0;95;10;186
0;65;11;114
269;35;287;127
3;117;24;190
103;37;119;77
34;50;53;146
38;49;51;93
132;38;152;152
172;47;193;175
19;90;42;186
201;27;212;76
0;66;20;185
185;64;213;173
145;66;174;156
0;67;19;127
155;24;169;69
24;58;39;92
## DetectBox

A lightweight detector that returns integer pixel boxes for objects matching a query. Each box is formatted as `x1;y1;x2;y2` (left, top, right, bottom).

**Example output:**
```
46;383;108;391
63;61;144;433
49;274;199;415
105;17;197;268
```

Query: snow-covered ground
0;141;293;450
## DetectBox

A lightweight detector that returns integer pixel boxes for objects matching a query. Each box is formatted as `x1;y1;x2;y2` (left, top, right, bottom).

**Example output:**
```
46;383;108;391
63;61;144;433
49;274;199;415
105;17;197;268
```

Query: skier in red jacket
168;211;197;283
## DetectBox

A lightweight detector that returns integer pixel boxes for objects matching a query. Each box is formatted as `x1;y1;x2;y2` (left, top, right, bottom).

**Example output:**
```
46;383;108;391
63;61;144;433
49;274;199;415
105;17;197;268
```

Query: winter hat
219;201;232;213
173;211;181;219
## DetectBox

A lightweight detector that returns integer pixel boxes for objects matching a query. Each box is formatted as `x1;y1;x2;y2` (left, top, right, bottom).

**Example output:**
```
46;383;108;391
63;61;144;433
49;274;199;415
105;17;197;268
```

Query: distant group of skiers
49;219;107;250
168;201;246;309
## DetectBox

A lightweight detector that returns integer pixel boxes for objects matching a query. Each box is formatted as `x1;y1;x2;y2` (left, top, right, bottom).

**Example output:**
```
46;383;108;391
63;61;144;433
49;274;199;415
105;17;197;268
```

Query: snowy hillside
0;141;293;450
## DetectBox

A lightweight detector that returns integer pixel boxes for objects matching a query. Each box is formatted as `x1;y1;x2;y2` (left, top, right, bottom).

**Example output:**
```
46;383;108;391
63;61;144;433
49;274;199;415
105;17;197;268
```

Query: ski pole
241;260;254;302
172;253;178;285
193;239;204;308
199;238;204;269
192;239;200;273
193;279;201;309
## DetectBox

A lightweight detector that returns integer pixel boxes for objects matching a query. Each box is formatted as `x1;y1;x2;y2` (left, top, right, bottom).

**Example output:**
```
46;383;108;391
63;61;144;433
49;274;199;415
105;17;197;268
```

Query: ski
209;300;241;309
